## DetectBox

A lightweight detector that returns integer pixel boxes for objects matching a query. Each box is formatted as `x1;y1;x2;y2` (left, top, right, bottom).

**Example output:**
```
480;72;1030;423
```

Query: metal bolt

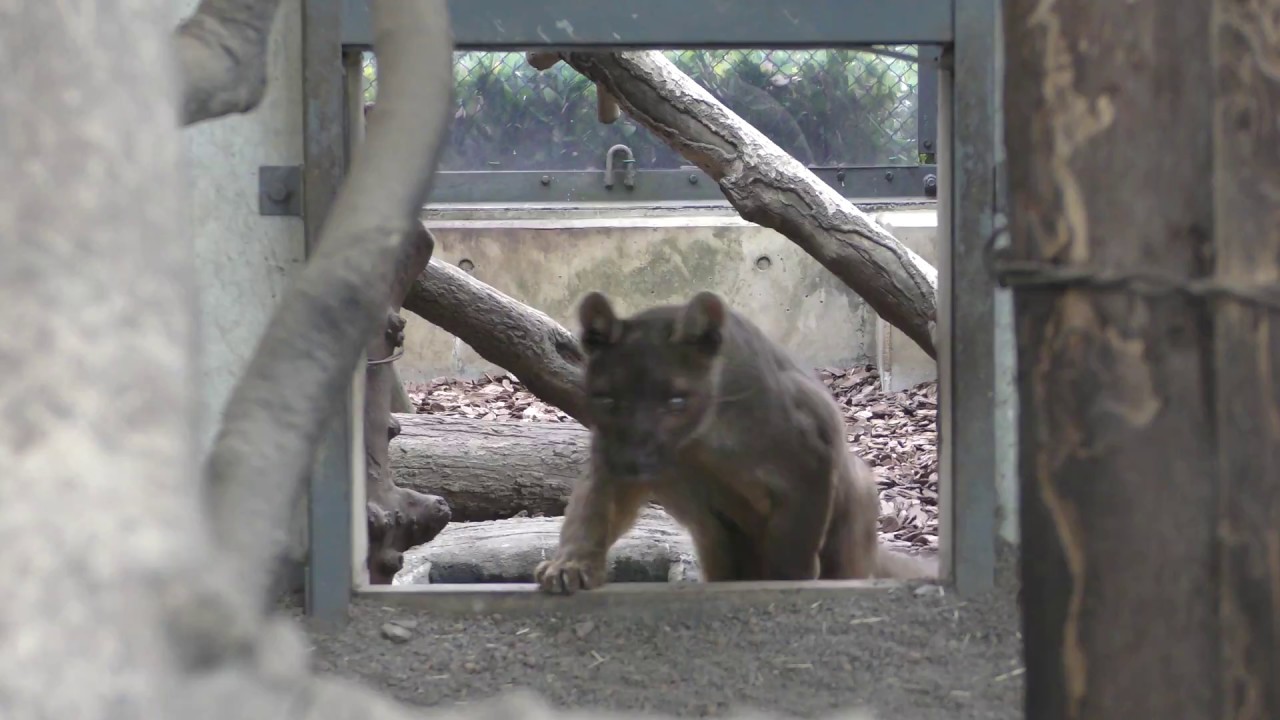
688;174;699;184
923;139;934;151
540;175;551;186
267;182;291;203
923;174;938;197
884;171;895;182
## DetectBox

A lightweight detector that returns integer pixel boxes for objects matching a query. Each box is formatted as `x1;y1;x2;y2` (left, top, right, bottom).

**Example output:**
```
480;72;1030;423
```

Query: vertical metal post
936;0;999;595
989;0;1019;548
916;44;940;162
302;0;355;623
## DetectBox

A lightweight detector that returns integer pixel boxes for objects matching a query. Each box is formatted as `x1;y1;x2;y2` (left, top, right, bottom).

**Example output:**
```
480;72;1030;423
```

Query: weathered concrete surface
182;0;305;452
178;0;307;571
401;204;939;384
872;210;939;393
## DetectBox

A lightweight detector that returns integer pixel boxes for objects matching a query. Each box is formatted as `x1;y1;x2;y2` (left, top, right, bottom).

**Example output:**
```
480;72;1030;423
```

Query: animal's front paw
533;555;606;595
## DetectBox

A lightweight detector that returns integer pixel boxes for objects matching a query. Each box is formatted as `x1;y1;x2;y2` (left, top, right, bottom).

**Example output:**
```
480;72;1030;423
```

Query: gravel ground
288;548;1022;720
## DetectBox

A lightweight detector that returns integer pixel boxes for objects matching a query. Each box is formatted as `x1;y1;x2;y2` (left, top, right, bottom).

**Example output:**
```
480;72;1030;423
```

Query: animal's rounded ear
578;291;620;353
674;291;727;354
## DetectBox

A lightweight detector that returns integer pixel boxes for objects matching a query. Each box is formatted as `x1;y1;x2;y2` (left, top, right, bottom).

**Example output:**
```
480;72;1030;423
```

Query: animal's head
577;290;729;482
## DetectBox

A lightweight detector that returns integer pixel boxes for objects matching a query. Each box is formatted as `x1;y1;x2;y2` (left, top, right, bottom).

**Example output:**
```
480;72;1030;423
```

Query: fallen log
389;413;589;521
394;507;699;584
389;413;941;562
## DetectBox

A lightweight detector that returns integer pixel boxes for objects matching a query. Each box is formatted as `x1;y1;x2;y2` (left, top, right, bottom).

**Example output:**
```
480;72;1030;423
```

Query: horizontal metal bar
359;579;911;616
426;166;938;205
342;0;954;49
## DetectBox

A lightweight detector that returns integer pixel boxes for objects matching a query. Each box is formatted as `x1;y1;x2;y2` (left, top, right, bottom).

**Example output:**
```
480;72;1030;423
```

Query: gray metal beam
916;45;941;159
341;0;954;49
427;166;937;205
302;0;356;624
936;0;998;596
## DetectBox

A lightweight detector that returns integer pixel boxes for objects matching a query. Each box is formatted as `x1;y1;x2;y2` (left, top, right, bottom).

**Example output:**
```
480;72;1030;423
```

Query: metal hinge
258;165;303;217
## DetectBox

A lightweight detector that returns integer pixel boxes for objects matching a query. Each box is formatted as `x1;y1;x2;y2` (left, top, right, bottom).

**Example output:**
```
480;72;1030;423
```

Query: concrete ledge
357;579;926;616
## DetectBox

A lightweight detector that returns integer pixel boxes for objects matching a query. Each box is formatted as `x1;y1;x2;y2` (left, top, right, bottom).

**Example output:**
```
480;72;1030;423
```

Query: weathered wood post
1004;0;1280;716
1210;1;1280;716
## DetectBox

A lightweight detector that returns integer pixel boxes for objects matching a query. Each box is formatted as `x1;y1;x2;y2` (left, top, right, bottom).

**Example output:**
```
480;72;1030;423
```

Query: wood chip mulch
406;364;938;551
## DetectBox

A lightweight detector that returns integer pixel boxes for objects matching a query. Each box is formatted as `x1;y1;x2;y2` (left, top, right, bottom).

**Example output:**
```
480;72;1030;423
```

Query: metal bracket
259;165;303;217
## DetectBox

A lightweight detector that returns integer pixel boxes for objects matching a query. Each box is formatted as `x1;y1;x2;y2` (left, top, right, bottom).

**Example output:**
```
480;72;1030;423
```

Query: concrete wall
181;0;306;452
402;205;941;387
176;0;307;572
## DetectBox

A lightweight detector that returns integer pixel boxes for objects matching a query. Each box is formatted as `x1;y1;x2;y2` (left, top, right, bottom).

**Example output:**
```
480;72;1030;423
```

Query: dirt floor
292;366;1020;718
289;547;1022;719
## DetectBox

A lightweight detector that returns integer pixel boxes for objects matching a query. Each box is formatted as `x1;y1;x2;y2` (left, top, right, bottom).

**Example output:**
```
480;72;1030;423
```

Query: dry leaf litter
407;365;938;553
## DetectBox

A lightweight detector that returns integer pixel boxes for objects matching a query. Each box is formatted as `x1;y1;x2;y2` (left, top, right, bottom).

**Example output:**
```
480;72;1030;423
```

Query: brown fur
534;291;935;594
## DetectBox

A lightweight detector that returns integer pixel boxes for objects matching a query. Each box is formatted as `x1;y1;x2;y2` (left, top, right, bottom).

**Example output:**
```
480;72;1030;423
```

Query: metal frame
342;0;953;49
427;166;939;205
355;42;941;205
301;0;1001;621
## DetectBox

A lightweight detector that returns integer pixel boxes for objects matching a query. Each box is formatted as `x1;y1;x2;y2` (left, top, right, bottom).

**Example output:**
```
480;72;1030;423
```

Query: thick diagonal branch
176;0;284;126
204;0;455;604
535;51;938;357
403;257;589;423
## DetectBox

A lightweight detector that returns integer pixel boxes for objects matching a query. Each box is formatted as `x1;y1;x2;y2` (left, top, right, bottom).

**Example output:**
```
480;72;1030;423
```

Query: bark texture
365;230;452;585
1003;0;1220;718
176;0;285;126
528;51;938;357
403;258;589;423
391;414;587;521
0;3;220;717
1211;2;1280;716
395;508;698;584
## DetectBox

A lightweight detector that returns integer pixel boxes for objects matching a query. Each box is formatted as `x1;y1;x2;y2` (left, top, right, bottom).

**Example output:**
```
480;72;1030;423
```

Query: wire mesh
362;48;922;172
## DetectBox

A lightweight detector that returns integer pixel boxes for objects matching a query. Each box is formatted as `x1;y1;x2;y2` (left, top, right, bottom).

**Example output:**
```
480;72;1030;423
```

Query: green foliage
363;49;922;172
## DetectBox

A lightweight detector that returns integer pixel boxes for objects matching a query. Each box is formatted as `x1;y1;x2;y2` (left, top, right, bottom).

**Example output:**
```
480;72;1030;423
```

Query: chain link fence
362;48;922;172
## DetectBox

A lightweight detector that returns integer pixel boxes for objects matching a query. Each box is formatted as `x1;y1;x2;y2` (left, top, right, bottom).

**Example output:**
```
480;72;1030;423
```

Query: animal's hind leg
818;465;880;580
688;511;762;582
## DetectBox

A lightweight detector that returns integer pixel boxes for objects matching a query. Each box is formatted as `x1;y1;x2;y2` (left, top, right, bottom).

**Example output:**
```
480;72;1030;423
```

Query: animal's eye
666;396;688;412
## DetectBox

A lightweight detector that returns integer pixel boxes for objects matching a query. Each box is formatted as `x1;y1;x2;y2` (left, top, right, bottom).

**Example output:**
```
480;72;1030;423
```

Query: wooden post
1003;0;1222;717
1211;1;1280;716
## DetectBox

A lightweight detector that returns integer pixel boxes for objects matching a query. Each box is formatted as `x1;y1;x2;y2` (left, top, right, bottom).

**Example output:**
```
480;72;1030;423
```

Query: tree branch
403;257;589;423
204;0;455;604
176;0;284;126
534;51;938;357
363;230;451;584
